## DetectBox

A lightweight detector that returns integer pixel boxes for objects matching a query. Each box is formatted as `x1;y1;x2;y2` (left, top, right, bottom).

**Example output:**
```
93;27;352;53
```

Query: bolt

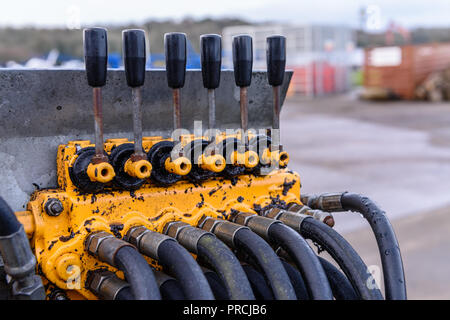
44;198;64;216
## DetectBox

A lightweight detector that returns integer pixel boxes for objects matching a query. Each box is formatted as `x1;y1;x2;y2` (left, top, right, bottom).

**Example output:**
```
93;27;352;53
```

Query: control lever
231;35;259;169
83;27;115;185
263;35;289;167
191;34;226;176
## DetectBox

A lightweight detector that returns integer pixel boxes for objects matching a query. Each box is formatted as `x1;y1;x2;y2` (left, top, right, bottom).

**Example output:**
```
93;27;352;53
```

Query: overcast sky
0;0;449;29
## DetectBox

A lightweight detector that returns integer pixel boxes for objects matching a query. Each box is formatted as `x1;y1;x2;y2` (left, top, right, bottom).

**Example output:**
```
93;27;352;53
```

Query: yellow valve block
17;136;300;300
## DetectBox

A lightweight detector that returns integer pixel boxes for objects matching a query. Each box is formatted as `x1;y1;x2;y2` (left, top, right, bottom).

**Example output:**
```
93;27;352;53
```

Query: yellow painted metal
198;154;226;173
124;158;152;179
261;148;290;167
164;156;192;176
86;162;115;183
17;136;301;300
231;150;260;168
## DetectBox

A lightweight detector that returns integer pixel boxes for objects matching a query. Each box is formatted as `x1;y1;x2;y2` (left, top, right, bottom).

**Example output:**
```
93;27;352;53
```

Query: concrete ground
280;93;450;299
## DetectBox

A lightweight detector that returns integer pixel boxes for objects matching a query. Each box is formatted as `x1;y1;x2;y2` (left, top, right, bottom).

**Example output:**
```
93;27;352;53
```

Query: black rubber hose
160;279;186;300
114;246;161;300
115;287;134;300
241;264;274;300
0;197;21;236
281;261;309;300
197;234;255;300
269;223;333;300
233;228;297;300
204;271;229;300
318;256;358;300
340;192;407;300
157;240;214;300
300;218;383;300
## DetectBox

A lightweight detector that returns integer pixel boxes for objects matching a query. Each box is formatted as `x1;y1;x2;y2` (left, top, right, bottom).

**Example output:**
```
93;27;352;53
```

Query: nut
87;270;115;295
44;198;64;217
85;231;114;255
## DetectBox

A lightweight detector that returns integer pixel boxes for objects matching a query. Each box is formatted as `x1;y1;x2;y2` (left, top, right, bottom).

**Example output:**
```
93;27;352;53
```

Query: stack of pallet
415;67;450;102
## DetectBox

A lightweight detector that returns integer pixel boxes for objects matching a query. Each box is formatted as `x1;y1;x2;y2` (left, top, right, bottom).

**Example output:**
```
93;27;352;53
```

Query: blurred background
1;0;450;299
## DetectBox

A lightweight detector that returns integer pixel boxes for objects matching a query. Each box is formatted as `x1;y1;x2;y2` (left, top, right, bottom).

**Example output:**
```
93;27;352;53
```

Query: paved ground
281;93;450;299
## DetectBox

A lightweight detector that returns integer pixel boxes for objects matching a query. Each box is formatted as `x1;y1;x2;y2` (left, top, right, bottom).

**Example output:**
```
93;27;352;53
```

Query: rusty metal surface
0;69;292;210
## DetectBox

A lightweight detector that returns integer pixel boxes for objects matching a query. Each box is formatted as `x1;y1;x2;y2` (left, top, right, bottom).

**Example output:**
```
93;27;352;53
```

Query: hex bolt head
44;198;64;216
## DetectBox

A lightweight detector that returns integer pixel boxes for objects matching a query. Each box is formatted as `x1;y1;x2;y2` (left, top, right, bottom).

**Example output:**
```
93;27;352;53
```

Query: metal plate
0;69;292;210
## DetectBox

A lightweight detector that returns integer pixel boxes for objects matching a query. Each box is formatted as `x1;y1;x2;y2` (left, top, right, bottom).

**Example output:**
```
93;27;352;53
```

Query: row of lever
72;28;287;192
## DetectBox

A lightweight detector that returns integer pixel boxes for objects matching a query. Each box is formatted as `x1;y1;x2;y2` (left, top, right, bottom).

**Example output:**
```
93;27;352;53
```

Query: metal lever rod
232;35;253;144
164;32;187;141
266;35;286;151
200;34;222;131
123;29;147;157
84;27;108;161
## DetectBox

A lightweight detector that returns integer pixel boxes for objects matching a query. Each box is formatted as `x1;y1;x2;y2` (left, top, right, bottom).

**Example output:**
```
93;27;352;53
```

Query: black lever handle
200;34;222;89
164;32;187;89
232;35;253;87
266;35;286;87
123;29;146;88
84;27;108;87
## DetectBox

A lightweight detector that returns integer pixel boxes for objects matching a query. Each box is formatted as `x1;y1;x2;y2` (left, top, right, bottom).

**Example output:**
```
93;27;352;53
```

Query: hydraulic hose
204;270;229;300
0;197;45;300
114;246;161;300
340;192;406;300
197;234;255;300
241;264;274;300
281;261;309;300
157;239;214;300
160;279;186;300
0;197;21;236
127;226;214;300
300;218;383;300
233;228;297;300
318;256;358;300
268;223;333;300
115;287;134;300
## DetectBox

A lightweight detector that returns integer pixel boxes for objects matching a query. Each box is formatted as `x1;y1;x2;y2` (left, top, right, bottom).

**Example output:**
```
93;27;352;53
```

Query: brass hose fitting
164;156;192;176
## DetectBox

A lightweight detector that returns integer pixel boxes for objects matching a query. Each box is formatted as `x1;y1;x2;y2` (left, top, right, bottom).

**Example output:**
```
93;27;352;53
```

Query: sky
0;0;449;30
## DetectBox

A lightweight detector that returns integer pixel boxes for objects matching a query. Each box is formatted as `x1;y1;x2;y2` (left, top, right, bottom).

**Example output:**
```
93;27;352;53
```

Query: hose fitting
87;270;130;300
287;203;335;227
263;207;312;231
85;231;135;266
163;221;213;253
301;192;345;212
126;226;177;259
199;217;249;247
231;211;281;240
231;150;259;169
0;197;45;300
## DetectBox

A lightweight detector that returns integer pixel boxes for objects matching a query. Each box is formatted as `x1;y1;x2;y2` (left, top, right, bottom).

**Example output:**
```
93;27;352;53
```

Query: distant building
223;24;357;97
